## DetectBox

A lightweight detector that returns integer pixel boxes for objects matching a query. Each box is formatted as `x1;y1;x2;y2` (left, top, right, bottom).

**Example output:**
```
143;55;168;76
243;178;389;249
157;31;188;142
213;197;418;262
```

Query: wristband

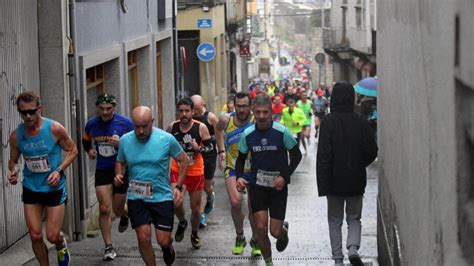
218;150;225;154
175;184;184;192
55;167;64;176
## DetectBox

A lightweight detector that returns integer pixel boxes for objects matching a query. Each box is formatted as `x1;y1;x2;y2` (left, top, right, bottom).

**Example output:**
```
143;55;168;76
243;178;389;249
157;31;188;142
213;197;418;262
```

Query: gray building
378;0;473;265
323;0;376;83
0;0;176;251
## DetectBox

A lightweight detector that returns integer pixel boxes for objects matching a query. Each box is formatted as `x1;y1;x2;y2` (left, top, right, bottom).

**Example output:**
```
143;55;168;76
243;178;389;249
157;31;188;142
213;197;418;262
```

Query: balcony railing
177;0;226;8
323;27;373;55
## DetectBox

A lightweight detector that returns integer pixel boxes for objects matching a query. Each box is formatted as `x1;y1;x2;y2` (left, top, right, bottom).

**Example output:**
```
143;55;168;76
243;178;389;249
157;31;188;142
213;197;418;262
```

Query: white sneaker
103;245;117;261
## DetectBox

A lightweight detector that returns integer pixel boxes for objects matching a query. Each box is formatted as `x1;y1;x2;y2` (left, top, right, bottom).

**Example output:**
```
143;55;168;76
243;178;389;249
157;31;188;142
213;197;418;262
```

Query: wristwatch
175;184;183;192
55;167;64;176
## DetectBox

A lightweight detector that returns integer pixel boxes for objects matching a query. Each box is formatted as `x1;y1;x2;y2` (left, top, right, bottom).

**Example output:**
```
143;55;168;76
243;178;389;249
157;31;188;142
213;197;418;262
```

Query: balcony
177;0;226;9
347;26;372;54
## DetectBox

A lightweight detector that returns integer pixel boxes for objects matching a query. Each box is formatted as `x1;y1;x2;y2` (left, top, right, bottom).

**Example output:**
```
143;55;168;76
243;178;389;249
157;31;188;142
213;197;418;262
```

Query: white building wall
378;0;473;265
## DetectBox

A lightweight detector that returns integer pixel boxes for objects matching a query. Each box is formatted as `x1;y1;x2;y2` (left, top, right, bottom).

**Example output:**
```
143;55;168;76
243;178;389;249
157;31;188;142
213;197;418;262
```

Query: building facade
177;0;228;113
323;0;376;84
0;0;176;250
378;0;473;264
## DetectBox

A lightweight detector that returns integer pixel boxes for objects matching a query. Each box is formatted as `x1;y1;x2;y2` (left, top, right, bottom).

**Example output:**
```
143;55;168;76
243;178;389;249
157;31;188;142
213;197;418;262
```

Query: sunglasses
18;108;39;116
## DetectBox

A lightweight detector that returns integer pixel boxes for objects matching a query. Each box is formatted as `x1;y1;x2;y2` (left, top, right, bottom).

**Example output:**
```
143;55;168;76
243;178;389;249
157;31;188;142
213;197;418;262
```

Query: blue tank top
17;118;66;193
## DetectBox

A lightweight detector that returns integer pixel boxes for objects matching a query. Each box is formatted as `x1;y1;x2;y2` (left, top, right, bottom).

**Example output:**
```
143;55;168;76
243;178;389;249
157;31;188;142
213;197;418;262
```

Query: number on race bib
25;155;50;173
98;142;116;157
129;180;153;198
256;170;279;188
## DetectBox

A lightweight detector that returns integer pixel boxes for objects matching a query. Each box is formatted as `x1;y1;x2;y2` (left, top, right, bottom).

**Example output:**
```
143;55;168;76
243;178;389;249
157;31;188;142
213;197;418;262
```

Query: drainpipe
172;0;180;104
68;0;87;241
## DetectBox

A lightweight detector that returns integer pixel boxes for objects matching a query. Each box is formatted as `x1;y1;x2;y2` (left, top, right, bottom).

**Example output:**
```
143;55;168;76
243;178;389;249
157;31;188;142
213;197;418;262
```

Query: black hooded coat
316;82;378;197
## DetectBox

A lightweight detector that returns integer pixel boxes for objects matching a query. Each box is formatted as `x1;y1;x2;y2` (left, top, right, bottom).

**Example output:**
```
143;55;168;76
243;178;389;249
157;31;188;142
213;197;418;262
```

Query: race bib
130;180;153;198
256;170;280;188
98;142;116;157
186;152;195;166
25;155;50;173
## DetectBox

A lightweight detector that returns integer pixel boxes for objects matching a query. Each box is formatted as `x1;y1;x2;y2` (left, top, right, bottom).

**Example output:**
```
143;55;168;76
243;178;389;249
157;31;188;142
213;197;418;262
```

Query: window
355;6;362;28
128;50;139;113
86;64;105;119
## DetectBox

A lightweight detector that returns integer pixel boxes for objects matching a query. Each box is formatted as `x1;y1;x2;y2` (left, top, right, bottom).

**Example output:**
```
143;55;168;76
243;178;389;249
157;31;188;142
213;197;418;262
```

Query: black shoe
118;216;129;233
191;233;201;249
163;245;176;265
175;219;188;242
276;221;289;252
349;253;364;266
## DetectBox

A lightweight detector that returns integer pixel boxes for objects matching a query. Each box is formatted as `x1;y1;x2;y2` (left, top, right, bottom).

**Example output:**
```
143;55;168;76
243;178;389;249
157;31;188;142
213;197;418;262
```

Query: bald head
191;94;205;117
132;106;154;141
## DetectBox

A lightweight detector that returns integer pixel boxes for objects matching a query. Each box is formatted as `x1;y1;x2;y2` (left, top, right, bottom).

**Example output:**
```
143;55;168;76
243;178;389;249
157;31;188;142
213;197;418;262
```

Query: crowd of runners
7;80;376;266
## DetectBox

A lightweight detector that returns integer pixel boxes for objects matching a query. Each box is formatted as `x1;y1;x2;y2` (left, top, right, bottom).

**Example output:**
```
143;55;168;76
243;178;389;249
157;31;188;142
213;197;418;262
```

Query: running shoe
163;245;176;265
57;238;70;266
250;238;262;256
276;221;289;252
103;245;117;261
199;213;207;228
175;219;188;242
191;233;201;249
204;192;215;214
231;236;246;255
118;216;129;233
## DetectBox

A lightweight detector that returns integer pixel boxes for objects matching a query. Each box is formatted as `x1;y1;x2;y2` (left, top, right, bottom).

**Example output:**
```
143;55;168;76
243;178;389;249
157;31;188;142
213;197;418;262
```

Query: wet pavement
23;136;378;265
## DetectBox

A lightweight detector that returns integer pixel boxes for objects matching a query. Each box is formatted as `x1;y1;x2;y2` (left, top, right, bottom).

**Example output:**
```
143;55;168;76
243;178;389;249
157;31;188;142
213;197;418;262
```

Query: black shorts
248;185;288;220
95;168;129;194
314;111;326;119
128;200;174;232
22;186;67;206
203;154;217;180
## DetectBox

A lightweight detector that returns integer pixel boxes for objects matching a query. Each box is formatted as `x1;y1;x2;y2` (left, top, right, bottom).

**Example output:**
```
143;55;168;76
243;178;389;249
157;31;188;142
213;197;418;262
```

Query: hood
330;81;355;113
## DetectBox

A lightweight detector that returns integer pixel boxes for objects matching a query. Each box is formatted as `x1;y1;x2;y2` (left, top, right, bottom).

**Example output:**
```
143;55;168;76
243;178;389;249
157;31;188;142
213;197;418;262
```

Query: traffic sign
196;42;216;62
315;52;326;65
197;19;212;28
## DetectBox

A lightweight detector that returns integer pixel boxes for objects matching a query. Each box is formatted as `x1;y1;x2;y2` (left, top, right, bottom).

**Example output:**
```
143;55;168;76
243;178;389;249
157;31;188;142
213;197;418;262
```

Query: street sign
197;19;212;28
315;52;326;65
196;42;216;62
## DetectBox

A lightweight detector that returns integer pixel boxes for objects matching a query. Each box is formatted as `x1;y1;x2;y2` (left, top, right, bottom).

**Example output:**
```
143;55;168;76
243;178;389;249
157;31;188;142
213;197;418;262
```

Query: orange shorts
170;171;205;192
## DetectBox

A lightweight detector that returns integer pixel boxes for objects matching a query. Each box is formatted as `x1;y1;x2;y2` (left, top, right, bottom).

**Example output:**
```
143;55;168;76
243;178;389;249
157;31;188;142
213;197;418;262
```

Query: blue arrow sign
197;19;212;28
196;42;216;62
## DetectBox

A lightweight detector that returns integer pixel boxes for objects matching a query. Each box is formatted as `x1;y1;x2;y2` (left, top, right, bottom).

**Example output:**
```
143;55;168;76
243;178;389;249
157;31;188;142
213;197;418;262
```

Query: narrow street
25;136;378;265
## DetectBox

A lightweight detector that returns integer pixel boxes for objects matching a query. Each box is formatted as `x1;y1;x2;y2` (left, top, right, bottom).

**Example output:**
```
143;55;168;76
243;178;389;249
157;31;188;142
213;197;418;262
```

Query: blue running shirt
84;114;133;170
117;128;184;202
239;121;297;187
17;118;66;194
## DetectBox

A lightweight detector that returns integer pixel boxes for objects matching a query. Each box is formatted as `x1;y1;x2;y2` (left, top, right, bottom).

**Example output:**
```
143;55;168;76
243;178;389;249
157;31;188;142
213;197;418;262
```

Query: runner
296;90;313;147
235;93;302;266
82;93;133;260
312;89;329;138
167;97;212;249
215;92;261;256
114;106;189;265
280;98;307;154
271;93;286;122
8;91;78;266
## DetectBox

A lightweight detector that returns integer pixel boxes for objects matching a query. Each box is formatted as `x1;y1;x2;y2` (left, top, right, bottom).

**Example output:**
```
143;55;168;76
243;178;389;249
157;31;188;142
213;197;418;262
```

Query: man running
114;106;189;265
82;93;133;260
280;98;307;154
312;89;329;138
191;95;218;228
167;97;211;249
8;91;78;266
235;93;302;266
215;92;261;256
297;91;313;147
